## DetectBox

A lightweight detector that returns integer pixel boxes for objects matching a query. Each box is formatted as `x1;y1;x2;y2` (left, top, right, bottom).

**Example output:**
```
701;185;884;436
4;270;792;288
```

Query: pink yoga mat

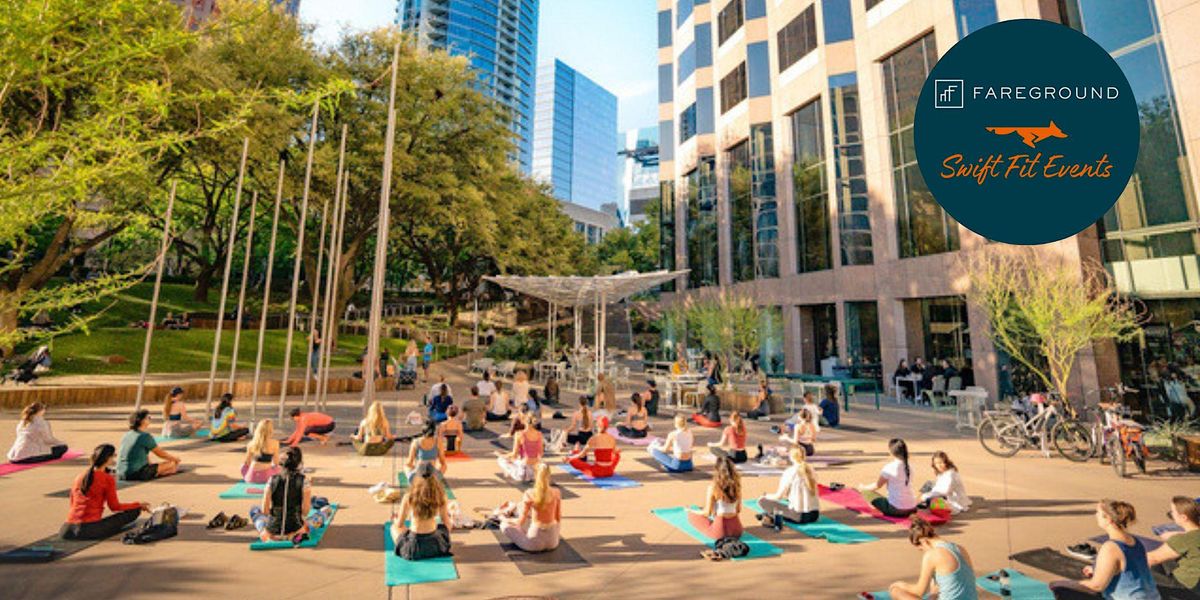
0;450;83;476
818;484;949;526
606;428;658;447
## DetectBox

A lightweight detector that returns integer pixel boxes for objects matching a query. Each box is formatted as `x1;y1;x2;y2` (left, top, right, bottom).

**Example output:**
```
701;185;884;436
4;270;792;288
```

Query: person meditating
856;438;917;518
7;402;68;464
1147;496;1200;595
648;414;694;473
565;417;620;478
486;380;512;422
406;422;447;480
708;411;748;463
593;373;616;417
918;451;971;514
61;444;149;540
641;379;660;416
691;456;744;560
249;446;312;544
1049;499;1161;599
119;410;181;481
440;406;465;455
566;398;594;452
353;401;395;456
161;387;203;438
691;384;722;428
428;384;453;424
391;465;453;560
757;447;820;528
241;419;280;484
788;409;819;457
209;394;250;443
499;463;562;552
745;379;772;420
497;413;544;482
616;394;649;439
284;408;335;446
462;385;487;432
886;517;978;600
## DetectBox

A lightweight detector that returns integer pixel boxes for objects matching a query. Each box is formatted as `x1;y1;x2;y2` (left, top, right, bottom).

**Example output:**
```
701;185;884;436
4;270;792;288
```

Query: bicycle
1096;403;1149;477
977;393;1093;460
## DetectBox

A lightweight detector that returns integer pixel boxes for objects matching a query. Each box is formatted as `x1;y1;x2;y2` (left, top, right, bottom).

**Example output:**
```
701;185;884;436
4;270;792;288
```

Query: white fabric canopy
484;270;688;307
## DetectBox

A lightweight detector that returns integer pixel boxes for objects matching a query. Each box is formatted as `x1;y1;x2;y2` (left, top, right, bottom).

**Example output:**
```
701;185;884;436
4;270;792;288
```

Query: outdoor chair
495;360;517;379
681;380;706;409
469;357;493;375
922;375;949;408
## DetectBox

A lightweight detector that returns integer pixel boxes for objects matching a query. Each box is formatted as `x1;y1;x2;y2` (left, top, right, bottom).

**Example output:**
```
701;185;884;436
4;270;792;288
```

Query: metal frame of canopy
483;270;688;376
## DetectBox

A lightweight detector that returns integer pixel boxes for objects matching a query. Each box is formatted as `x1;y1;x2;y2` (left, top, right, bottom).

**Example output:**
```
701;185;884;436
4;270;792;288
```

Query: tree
964;246;1142;403
684;290;776;387
594;198;660;274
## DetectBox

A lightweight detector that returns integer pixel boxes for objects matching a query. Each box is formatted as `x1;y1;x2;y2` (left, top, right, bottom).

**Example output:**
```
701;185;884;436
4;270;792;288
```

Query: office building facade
397;0;539;174
622;127;662;226
532;60;620;211
657;0;1199;410
560;201;620;246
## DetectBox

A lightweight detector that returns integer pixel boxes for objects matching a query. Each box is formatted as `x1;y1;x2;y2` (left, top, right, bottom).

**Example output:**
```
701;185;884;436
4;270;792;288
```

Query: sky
298;0;659;133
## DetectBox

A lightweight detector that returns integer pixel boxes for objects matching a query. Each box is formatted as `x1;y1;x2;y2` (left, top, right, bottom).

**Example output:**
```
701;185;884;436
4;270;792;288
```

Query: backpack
123;505;179;545
713;536;749;559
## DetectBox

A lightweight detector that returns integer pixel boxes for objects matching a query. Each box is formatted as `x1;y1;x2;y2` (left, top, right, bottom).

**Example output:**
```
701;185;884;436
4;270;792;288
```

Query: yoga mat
633;456;706;479
977;569;1053;600
606;427;658;447
489;530;590;575
556;463;641;490
444;452;471;462
0;450;83;476
397;472;456;500
650;507;783;560
383;523;458;586
218;481;265;499
1012;547;1193;598
0;524;141;563
465;428;499;440
1088;532;1164;552
818;485;949;526
153;428;210;443
744;500;878;544
249;504;339;550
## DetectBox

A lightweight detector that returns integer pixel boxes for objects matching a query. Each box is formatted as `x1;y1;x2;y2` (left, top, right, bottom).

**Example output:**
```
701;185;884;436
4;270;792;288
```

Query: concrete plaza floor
1;358;1195;599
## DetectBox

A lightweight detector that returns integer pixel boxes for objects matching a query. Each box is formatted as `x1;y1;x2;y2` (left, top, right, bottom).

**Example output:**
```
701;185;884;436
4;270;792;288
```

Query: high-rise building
656;0;1198;411
532;59;619;211
397;0;540;174
621;126;661;226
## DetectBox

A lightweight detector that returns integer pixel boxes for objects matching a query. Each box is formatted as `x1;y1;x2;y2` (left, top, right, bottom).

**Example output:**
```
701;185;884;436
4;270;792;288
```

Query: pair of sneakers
206;512;247;530
1067;542;1098;560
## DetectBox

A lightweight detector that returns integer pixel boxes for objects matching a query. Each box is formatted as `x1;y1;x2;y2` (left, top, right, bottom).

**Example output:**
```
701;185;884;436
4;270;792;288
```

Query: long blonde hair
248;419;274;456
364;401;387;436
530;463;553;507
790;447;818;495
712;456;741;502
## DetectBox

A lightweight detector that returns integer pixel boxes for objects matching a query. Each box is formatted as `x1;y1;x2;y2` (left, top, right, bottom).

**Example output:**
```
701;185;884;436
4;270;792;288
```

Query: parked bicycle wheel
1108;437;1128;477
978;417;1023;457
1131;441;1148;474
1052;420;1094;462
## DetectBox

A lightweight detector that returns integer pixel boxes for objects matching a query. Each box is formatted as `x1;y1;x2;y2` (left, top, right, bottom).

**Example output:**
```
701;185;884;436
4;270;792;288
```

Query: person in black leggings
61;445;149;540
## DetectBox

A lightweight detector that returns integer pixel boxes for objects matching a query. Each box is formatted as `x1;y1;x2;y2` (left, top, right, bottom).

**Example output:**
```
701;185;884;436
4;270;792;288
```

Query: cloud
611;80;656;99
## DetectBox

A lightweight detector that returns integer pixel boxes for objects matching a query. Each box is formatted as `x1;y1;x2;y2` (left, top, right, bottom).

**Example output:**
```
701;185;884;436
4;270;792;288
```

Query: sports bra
519;436;544;460
416;441;438;461
672;430;693;456
631;410;647;426
715;496;737;515
255;451;274;464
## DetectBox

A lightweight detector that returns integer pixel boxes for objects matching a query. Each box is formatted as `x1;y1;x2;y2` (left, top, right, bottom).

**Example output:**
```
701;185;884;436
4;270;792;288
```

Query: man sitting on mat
565;417;620;478
691;384;722;428
691;456;744;561
392;465;453;560
757;447;820;528
353;402;395;457
440;406;464;455
118;410;181;481
462;385;487;432
499;463;562;552
62;444;150;540
647;414;694;473
284;408;335;447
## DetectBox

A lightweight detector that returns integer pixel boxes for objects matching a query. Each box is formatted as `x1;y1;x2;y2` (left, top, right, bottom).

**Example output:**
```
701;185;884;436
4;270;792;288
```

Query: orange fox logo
985;121;1068;148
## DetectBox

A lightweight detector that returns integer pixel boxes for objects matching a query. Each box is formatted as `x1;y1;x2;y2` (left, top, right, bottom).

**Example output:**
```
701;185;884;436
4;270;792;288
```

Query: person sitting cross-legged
647;414;694;473
241;419;280;484
757;447;820;528
209;394;250;443
440;406;465;455
353;401;395;456
692;456;744;561
497;413;544;483
391;465;453;560
564;417;620;478
691;384;722;428
1147;496;1200;595
498;463;562;552
250;446;321;544
118;410;180;481
887;517;978;600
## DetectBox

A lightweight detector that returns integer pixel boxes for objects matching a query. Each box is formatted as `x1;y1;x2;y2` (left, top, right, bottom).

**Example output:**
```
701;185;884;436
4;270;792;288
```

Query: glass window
883;33;960;258
718;0;744;45
728;140;754;282
822;0;853;43
677;0;694;27
777;5;818;72
808;304;838;374
658;9;673;48
790;99;832;273
680;103;698;143
695;23;713;68
660;181;677;292
759;306;785;375
678;42;697;84
659;63;674;104
1071;0;1156;54
845;301;881;374
830;78;873;265
751;123;779;278
720;62;748;114
921;297;971;368
953;0;997;39
686;157;719;288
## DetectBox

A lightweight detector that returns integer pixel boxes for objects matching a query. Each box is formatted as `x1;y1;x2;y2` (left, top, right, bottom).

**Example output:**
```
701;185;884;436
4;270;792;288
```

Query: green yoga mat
153;428;210;443
650;507;782;560
396;472;456;500
218;481;265;500
249;504;339;551
977;569;1053;599
383;523;458;586
743;500;878;544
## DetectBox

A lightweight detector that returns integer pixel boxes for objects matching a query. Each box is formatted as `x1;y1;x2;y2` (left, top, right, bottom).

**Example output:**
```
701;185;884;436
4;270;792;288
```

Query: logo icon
985;121;1068;148
934;79;964;109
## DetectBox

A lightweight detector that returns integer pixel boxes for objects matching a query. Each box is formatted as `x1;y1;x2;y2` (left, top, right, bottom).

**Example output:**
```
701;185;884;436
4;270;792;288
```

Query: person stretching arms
61;444;149;540
692;456;744;560
565;417;620;478
757;447;820;527
500;463;562;552
887;517;978;600
648;414;694;473
284;408;335;446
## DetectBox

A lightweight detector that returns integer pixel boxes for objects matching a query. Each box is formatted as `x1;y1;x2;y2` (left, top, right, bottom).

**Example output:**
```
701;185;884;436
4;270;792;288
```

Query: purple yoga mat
606;428;658;447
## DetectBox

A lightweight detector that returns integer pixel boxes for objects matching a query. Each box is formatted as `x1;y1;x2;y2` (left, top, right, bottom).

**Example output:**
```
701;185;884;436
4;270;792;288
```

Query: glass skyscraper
532;59;619;211
396;0;539;173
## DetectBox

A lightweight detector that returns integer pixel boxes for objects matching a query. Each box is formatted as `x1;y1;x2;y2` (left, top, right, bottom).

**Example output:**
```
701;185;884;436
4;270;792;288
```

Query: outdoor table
950;389;988;430
896;374;923;403
668;373;706;409
534;361;563;382
768;373;881;411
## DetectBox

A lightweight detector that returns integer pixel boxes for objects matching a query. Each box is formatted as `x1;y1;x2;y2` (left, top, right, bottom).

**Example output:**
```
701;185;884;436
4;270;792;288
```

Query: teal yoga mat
218;481;265;500
154;428;210;443
249;504;338;551
383;523;458;586
650;507;782;560
744;500;878;544
977;569;1053;599
397;471;456;500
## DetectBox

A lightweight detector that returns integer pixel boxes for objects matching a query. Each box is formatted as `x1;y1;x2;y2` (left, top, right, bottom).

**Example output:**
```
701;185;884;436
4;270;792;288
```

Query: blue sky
299;0;658;132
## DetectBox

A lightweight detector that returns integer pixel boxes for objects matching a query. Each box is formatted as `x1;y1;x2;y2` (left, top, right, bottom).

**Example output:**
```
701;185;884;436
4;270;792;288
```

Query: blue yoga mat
556;463;641;490
153;428;210;443
977;569;1053;599
743;500;877;544
650;507;782;560
383;523;458;586
249;504;339;551
219;481;265;500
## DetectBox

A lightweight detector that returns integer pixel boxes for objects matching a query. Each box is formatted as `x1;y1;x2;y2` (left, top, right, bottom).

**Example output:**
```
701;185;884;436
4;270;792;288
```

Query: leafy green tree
595;198;661;274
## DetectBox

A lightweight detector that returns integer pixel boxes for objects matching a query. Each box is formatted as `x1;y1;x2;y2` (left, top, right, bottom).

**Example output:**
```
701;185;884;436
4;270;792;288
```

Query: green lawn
70;281;282;329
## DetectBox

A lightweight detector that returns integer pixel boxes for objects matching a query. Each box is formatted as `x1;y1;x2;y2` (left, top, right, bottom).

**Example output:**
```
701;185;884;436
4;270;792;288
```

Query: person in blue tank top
1050;499;1161;600
886;517;977;599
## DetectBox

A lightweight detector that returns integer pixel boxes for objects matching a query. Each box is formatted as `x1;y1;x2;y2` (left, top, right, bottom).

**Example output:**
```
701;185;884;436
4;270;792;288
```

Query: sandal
207;511;228;529
701;549;725;561
225;515;248;530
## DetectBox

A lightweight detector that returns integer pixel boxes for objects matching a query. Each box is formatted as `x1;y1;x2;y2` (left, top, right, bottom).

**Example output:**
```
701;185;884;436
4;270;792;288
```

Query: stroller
3;347;49;385
394;368;417;390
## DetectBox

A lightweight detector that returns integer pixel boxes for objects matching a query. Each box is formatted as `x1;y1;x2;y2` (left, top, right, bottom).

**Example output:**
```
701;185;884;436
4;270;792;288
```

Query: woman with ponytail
500;463;562;552
250;446;311;543
7;402;67;464
857;438;917;518
61;444;148;540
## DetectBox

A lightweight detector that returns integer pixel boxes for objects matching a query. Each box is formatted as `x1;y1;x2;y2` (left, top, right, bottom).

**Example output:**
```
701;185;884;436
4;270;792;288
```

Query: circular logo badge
914;19;1139;245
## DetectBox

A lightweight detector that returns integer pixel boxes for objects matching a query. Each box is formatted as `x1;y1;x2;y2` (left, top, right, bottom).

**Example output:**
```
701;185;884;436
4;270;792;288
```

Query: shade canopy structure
483;270;688;375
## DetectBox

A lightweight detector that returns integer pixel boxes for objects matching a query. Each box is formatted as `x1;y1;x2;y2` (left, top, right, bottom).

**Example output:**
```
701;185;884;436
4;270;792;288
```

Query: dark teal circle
914;19;1139;245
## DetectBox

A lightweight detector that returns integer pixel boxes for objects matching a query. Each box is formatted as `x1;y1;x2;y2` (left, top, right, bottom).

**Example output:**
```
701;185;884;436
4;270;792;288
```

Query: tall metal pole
363;43;401;413
316;124;348;411
319;169;349;410
473;297;479;356
251;161;286;422
278;101;321;423
227;190;259;393
301;199;329;410
205;138;250;418
134;182;177;411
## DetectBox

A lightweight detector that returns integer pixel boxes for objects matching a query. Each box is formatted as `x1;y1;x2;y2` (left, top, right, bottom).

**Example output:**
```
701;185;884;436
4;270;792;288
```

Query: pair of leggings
686;511;743;540
241;462;278;484
486;411;510;422
501;521;560;552
304;422;335;436
691;414;721;428
862;490;916;518
615;424;647;438
498;456;535;482
566;431;592;446
212;427;249;443
568;452;620;478
648;447;693;472
757;498;819;524
12;445;68;464
353;438;395;456
60;509;139;540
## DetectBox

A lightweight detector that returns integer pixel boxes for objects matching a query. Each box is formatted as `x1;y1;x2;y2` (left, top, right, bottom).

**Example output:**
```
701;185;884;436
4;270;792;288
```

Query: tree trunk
0;302;19;358
193;263;216;303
